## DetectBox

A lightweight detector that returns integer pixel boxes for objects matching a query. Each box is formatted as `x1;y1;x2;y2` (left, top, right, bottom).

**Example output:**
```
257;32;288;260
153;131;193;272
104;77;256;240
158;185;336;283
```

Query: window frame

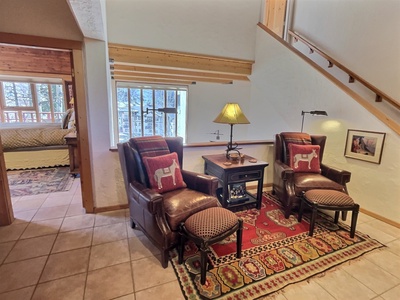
112;81;188;146
0;77;67;124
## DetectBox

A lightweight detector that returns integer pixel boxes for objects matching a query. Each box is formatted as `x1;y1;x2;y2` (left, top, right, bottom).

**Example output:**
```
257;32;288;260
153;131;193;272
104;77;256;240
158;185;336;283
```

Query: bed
0;123;75;170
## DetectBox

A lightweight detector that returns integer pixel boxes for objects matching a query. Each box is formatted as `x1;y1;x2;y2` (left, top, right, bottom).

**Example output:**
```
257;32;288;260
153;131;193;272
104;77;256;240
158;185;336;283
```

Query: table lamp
213;103;250;159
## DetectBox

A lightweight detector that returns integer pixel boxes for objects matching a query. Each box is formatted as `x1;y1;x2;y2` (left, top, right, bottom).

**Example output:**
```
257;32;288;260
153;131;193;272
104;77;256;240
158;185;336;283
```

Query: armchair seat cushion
163;188;219;231
294;173;344;195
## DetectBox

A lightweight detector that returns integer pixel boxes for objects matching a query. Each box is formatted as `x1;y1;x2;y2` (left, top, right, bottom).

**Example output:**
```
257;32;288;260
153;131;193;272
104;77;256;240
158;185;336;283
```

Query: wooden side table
202;154;268;210
64;132;79;175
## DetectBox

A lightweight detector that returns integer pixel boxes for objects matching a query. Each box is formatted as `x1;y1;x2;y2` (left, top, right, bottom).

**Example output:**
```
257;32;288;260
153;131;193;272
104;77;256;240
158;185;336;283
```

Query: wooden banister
288;30;400;111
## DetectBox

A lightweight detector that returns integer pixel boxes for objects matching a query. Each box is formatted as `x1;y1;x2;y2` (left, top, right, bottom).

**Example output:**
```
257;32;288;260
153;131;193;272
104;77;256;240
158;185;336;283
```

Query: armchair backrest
118;136;183;194
275;132;327;165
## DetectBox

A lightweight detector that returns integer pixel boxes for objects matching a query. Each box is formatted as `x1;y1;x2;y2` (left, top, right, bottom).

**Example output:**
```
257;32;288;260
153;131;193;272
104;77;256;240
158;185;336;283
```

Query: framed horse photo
344;129;386;164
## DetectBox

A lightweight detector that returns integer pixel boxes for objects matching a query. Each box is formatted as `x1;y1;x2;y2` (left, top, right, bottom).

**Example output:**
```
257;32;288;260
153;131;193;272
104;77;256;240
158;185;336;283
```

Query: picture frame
344;129;386;164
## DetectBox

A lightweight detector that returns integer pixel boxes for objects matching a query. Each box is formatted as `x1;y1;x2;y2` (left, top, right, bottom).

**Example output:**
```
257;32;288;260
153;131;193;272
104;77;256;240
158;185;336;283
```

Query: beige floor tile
0;241;15;264
114;294;136;300
258;292;288;300
52;228;93;253
66;203;86;217
89;239;130;271
314;266;377;300
128;235;160;261
20;218;63;239
19;193;49;201
365;249;400;278
0;223;28;243
132;255;177;292
60;214;95;232
381;284;400;300
126;222;144;238
135;280;184;300
5;234;57;263
386;239;400;256
40;247;90;283
12;209;38;224
357;223;397;244
92;222;127;245
282;280;335;300
12;198;45;212
0;256;47;294
0;286;35;300
85;262;134;300
32;205;69;221
341;259;400;294
41;196;72;208
95;209;127;227
32;273;86;300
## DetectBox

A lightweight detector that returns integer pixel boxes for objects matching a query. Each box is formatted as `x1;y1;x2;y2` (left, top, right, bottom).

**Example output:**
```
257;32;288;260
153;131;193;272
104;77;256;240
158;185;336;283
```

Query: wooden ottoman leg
236;219;243;258
200;243;208;285
309;205;318;236
350;204;360;238
334;211;340;223
298;197;305;222
178;232;185;264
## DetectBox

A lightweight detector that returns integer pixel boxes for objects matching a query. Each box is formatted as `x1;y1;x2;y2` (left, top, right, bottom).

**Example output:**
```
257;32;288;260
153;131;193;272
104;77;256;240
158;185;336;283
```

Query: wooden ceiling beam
112;64;249;81
109;44;253;75
113;76;196;85
112;71;233;84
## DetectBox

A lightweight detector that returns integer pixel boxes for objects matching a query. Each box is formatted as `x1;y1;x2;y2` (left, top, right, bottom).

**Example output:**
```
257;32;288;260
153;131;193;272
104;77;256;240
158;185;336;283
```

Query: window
115;82;187;143
0;79;66;123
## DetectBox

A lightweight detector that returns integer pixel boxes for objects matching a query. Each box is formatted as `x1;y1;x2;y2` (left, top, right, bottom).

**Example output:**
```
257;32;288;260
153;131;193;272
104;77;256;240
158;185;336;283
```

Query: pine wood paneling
0;45;71;75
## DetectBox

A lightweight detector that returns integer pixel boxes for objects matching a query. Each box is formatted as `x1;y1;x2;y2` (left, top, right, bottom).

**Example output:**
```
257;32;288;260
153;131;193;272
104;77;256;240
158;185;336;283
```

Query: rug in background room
7;167;74;197
171;192;385;300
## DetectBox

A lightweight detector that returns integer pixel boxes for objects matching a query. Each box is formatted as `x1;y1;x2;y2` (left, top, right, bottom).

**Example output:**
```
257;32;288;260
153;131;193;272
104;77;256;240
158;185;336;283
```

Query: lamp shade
213;103;250;125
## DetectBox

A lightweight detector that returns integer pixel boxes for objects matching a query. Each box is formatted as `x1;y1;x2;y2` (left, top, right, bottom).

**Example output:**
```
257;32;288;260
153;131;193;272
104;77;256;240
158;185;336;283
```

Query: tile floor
0;179;399;300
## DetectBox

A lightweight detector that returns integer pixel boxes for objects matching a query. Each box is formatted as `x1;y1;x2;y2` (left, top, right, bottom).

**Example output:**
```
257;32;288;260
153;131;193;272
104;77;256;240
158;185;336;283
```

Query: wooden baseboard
360;207;400;229
93;204;129;213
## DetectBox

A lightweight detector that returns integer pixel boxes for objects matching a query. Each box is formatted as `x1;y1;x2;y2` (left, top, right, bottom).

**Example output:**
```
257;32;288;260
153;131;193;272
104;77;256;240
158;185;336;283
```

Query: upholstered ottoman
298;189;359;238
178;207;243;285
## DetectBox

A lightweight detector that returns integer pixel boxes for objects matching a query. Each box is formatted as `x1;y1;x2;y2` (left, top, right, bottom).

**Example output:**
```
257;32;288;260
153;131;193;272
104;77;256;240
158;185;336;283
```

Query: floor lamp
301;110;328;132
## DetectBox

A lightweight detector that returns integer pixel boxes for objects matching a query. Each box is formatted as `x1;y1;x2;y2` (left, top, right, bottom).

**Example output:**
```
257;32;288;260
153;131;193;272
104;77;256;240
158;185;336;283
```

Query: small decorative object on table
228;182;249;204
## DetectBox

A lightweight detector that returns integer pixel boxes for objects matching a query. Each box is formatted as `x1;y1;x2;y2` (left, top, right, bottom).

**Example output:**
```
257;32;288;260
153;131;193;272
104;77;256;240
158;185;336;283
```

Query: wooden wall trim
0;135;14;226
72;49;94;213
0;32;82;50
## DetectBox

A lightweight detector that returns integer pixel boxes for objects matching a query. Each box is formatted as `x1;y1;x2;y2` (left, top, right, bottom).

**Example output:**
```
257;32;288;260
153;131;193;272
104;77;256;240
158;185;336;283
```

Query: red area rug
170;192;384;300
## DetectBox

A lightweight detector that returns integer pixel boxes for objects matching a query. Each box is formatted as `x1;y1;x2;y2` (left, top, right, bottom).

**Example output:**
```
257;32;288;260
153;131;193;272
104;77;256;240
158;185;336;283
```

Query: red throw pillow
288;144;321;173
142;152;187;193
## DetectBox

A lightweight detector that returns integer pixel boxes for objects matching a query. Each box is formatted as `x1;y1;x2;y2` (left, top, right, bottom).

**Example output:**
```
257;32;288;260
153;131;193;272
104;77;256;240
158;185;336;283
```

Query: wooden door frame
0;32;94;215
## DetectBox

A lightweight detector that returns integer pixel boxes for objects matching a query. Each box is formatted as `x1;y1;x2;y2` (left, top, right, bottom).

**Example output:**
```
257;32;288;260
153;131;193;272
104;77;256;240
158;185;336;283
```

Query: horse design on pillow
293;149;318;169
154;159;179;189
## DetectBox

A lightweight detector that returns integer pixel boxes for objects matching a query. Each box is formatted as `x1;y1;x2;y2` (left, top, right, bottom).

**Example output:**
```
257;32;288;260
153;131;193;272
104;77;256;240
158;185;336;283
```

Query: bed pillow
289;143;321;173
142;152;186;193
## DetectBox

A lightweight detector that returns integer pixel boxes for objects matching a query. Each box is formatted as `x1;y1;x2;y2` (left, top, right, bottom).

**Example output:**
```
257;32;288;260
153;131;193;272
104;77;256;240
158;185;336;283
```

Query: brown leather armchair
118;136;220;268
273;132;351;219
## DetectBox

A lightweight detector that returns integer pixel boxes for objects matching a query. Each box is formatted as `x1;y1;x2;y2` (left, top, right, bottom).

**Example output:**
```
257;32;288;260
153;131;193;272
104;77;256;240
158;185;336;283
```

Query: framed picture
344;129;386;164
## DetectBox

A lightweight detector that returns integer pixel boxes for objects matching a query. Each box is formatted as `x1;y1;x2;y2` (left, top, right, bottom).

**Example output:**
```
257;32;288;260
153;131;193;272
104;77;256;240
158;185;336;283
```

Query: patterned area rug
7;167;74;197
171;192;384;300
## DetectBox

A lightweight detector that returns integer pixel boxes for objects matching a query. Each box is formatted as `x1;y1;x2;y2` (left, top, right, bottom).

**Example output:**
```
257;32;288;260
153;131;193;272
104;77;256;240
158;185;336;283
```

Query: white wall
291;0;400;100
252;27;400;222
106;0;262;60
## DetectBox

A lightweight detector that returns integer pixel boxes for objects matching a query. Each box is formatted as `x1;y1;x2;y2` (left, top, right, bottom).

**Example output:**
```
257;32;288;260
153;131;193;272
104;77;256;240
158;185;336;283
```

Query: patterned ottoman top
184;207;239;240
304;189;354;206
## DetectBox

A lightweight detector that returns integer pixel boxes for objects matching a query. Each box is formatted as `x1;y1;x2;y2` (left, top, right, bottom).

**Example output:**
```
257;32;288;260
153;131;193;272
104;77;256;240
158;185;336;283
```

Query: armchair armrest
321;163;351;186
181;170;219;196
129;181;164;215
274;160;294;181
